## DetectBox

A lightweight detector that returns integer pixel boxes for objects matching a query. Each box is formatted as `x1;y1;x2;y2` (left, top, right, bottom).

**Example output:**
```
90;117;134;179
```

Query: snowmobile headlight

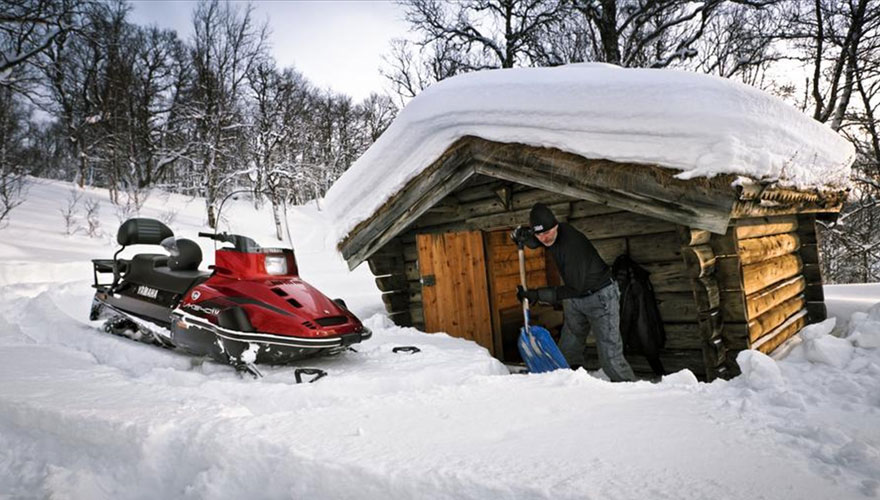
264;254;288;275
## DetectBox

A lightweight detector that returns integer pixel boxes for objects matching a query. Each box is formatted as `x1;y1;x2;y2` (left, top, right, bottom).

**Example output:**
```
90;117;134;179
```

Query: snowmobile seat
123;253;210;295
150;267;211;295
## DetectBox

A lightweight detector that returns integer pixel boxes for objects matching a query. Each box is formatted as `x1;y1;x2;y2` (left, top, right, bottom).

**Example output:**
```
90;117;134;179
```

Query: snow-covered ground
1;179;878;500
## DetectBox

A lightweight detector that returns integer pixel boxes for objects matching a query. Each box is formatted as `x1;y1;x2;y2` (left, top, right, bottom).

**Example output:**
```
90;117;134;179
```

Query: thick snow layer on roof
325;63;854;243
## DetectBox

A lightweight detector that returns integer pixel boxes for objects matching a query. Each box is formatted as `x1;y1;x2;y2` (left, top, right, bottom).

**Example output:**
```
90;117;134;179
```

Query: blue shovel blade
517;325;570;373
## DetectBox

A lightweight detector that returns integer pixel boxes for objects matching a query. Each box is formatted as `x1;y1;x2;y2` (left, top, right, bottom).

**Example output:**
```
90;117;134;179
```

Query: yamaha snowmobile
90;217;371;375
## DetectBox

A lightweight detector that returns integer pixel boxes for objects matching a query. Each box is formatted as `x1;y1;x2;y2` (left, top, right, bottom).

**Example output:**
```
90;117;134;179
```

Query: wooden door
417;231;494;353
483;230;556;361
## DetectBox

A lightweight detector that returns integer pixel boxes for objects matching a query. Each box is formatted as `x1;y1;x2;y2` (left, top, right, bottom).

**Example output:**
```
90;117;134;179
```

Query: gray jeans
559;282;636;382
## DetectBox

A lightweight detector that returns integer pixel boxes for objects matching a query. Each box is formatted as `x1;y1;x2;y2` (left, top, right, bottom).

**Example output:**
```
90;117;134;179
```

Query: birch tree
182;0;268;228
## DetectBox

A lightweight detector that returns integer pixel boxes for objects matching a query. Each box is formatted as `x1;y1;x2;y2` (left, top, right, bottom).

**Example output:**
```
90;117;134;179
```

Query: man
515;203;636;382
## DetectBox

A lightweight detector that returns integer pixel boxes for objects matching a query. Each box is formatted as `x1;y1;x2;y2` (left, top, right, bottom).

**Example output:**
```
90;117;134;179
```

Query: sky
129;1;411;102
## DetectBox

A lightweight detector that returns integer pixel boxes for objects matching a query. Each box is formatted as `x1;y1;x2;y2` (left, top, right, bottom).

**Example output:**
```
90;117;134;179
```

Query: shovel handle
518;247;530;331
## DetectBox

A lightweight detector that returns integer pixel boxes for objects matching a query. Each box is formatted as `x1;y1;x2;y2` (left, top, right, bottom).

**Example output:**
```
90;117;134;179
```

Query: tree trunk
598;0;621;64
272;196;284;240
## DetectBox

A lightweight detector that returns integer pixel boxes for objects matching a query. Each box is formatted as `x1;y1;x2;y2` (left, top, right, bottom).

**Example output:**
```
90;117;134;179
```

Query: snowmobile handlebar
198;232;261;253
198;231;234;243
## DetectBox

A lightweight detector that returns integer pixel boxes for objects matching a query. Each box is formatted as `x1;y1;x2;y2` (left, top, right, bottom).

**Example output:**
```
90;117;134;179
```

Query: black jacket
531;222;612;301
613;254;666;376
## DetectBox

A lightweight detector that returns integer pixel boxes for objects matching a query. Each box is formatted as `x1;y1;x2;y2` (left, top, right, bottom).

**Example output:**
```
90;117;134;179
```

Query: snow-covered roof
325;63;855;244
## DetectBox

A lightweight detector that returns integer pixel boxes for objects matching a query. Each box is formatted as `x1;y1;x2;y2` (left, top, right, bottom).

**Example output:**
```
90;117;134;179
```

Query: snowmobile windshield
212;193;296;254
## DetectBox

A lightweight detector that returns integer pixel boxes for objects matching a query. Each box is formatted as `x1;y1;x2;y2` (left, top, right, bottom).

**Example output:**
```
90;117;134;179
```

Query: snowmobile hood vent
315;316;347;327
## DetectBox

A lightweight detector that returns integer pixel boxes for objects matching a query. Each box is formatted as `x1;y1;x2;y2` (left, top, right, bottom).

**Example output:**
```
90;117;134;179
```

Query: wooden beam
570;212;678;240
752;310;808;354
720;291;746;322
679;227;712;246
465;202;571;231
741;253;803;295
643;261;692;292
805;283;824;302
629;232;683;263
737;233;801;265
663;323;704;350
800;244;820;265
341;140;475;268
745;276;806;320
591;237;628;265
697;309;723;342
347;165;476;269
473;154;733;234
806;301;828;323
381;291;410;312
656;292;699;322
748;295;806;342
375;274;408;292
369;255;407;276
722;323;749;351
803;263;823;284
731;201;844;218
388;310;412;327
681;245;716;278
710;230;738;257
734;215;798;240
691;277;721;313
716;256;743;291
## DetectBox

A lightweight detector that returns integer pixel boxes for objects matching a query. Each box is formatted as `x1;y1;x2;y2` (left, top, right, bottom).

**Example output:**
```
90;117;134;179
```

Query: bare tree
400;0;570;69
565;0;782;69
246;62;313;238
691;2;786;83
0;85;29;225
182;0;268;228
812;0;880;283
0;0;86;96
359;92;397;142
381;37;474;104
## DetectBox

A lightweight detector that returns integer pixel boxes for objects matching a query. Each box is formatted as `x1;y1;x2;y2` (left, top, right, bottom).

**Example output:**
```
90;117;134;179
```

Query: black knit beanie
530;203;558;234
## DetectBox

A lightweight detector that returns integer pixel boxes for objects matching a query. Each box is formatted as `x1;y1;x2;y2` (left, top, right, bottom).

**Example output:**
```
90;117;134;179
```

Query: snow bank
2;180;880;500
848;303;880;349
799;318;855;368
325;63;854;243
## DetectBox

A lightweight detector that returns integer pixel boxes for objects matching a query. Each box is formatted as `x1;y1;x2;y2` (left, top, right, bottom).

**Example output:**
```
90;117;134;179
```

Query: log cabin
324;65;854;380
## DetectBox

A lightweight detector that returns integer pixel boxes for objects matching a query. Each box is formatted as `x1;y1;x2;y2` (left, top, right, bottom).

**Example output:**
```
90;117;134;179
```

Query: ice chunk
737;350;784;390
848;303;880;348
800;318;854;368
661;369;699;386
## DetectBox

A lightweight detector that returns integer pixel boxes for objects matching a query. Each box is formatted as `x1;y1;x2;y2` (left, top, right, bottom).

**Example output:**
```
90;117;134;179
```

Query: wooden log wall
711;215;812;359
368;175;709;378
679;228;728;381
797;214;828;324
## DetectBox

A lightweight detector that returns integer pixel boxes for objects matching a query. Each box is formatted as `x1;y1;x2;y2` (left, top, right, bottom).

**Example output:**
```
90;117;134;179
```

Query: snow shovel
516;245;569;373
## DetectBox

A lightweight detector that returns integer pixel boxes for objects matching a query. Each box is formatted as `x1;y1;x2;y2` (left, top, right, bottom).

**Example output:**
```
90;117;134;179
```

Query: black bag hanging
613;254;666;376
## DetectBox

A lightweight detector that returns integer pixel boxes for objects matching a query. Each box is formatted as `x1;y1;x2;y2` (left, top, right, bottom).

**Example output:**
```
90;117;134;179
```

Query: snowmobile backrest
117;218;174;247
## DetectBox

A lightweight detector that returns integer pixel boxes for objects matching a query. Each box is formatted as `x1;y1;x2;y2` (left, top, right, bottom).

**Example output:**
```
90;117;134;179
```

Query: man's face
536;224;558;246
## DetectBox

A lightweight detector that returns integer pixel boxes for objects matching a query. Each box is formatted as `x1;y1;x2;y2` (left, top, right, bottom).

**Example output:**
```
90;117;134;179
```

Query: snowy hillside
1;179;879;499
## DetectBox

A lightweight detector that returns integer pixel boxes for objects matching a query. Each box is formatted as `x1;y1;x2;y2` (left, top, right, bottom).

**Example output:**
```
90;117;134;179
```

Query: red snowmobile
90;217;371;377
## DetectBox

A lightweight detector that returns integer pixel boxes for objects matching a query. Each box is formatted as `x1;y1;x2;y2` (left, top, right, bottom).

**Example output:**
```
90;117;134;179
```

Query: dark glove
511;226;535;248
518;286;560;305
516;285;539;304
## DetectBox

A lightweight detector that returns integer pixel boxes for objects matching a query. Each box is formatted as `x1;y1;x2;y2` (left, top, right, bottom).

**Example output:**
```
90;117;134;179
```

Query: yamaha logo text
137;286;159;299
